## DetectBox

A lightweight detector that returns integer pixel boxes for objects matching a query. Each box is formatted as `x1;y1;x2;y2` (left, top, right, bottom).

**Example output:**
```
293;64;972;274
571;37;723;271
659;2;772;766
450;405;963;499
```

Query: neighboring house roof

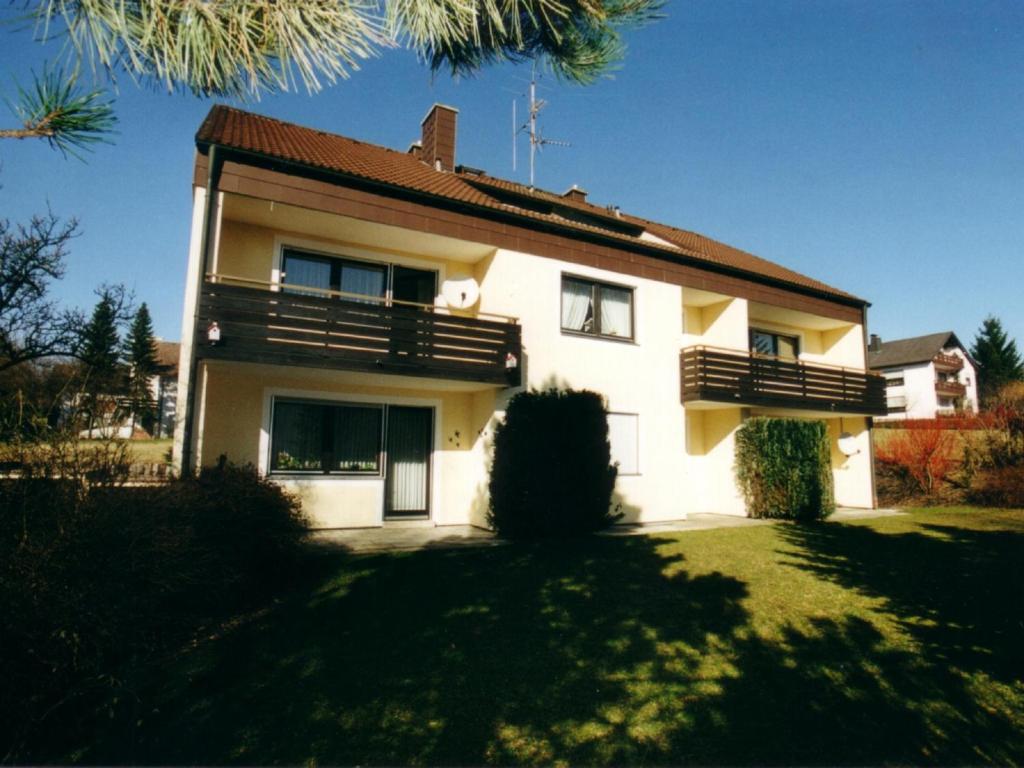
867;332;976;370
155;341;180;378
195;105;866;306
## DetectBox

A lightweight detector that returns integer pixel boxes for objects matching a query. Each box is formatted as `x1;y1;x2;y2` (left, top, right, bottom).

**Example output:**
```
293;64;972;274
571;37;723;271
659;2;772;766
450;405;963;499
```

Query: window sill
561;329;638;345
270;471;382;479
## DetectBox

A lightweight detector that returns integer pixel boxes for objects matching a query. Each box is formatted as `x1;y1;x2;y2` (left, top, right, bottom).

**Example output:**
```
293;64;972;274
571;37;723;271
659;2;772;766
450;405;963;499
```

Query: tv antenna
513;64;570;188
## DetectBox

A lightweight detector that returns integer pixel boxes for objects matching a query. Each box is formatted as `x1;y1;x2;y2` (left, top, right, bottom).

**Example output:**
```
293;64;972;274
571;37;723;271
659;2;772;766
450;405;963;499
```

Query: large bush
874;428;960;497
488;388;619;539
734;417;835;521
0;456;308;761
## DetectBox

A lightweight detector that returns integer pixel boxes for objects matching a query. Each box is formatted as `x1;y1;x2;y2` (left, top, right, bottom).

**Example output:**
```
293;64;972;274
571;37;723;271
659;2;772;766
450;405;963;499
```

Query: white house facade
867;332;979;420
173;104;887;529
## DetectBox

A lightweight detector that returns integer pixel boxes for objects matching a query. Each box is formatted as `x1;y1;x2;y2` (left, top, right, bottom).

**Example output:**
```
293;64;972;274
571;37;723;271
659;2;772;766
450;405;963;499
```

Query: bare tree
0;212;85;372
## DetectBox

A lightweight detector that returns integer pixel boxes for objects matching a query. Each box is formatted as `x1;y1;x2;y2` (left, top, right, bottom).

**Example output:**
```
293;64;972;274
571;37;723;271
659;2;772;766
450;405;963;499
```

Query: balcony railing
196;276;521;386
681;346;888;416
933;353;964;371
935;380;967;398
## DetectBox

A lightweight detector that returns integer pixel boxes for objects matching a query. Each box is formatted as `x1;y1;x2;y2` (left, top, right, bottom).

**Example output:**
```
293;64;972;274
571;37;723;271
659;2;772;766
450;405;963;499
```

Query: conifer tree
971;315;1024;407
79;294;123;432
124;303;164;434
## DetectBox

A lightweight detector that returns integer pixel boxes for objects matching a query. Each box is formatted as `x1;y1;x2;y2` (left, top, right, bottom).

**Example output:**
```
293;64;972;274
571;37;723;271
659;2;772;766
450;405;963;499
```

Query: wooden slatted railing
681;346;888;415
933;353;965;371
197;281;521;386
934;380;967;398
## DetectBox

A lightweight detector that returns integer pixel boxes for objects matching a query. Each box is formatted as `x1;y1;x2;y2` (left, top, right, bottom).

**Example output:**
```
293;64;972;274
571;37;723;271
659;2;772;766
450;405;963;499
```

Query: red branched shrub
875;429;960;495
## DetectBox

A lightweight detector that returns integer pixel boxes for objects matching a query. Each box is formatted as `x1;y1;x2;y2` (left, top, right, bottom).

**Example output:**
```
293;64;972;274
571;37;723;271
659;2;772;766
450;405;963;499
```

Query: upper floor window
561;275;634;340
885;376;904;388
750;328;799;359
281;248;436;305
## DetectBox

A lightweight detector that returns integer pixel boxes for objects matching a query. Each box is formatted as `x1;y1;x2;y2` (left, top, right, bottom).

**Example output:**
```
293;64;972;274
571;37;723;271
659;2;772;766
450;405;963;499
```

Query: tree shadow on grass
74;523;1024;766
777;517;1024;686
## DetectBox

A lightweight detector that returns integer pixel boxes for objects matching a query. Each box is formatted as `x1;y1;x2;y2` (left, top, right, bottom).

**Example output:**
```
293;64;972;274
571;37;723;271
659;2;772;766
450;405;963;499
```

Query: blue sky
1;0;1022;350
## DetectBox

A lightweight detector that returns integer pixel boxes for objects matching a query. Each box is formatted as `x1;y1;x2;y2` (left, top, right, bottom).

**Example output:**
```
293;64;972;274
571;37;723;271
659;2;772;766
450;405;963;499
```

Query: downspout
180;145;221;474
862;304;879;509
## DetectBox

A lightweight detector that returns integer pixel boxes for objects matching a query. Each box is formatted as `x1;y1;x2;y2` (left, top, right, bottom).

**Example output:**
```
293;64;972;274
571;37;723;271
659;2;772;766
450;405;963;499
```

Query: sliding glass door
384;406;433;519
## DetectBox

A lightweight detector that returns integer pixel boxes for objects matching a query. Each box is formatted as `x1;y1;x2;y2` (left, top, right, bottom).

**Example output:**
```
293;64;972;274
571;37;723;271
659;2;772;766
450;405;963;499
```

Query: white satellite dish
441;276;480;309
837;432;859;457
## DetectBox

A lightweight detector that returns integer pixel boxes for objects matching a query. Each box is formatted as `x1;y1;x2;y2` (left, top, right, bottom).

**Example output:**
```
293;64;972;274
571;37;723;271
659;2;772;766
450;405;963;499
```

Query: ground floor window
608;412;640;475
271;399;383;474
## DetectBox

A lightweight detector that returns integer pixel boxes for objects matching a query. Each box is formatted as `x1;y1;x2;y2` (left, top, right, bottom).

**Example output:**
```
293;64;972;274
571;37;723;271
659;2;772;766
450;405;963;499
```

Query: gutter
194;141;871;311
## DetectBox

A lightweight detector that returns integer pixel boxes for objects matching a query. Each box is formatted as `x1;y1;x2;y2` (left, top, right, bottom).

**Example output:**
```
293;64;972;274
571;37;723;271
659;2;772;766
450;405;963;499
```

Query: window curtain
283;255;331;296
332;406;382;472
561;280;593;331
600;286;632;337
271;402;324;471
340;264;386;302
386;408;431;512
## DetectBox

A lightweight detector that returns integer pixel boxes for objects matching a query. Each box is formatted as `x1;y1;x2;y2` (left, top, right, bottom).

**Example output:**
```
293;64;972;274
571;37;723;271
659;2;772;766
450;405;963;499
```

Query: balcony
935;380;967;398
681;346;887;416
933;353;964;372
196;276;522;386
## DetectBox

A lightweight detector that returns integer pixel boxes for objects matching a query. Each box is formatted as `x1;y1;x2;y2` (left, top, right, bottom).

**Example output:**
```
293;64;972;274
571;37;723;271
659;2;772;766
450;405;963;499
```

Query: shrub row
0;462;308;761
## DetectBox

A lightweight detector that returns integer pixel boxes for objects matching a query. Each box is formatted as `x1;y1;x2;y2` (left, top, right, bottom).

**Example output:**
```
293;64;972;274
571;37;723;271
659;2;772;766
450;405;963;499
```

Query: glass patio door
384;406;433;519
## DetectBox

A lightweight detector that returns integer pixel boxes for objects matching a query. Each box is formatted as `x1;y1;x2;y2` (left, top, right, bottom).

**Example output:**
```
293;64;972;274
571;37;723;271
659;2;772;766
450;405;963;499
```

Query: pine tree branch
2;68;117;158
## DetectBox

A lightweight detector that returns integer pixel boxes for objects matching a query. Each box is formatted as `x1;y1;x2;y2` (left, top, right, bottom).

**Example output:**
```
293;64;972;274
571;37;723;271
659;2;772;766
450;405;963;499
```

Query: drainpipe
180;145;222;475
862;304;879;509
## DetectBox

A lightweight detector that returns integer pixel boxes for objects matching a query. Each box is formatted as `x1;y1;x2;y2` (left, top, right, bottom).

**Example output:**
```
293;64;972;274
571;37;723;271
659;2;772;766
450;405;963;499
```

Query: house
867;332;979;420
152;341;180;438
172;104;886;528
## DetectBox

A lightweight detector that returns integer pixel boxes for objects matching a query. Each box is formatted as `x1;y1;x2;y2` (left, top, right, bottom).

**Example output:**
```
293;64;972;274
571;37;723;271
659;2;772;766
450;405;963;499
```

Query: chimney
869;334;882;353
563;184;588;203
407;140;422;159
421;104;458;172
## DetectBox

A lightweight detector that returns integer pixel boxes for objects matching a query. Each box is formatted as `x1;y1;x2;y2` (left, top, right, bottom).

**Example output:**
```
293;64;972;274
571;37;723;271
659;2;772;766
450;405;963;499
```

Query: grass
122;437;173;464
61;508;1024;765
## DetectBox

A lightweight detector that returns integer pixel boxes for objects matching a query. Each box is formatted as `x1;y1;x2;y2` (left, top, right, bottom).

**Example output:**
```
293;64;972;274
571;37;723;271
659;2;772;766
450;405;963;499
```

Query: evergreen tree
124;303;164;433
971;315;1024;407
79;295;123;431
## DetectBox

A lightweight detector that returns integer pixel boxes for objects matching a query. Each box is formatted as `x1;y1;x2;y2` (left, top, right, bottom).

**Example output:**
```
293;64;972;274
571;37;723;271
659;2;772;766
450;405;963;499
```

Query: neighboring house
173;104;886;528
153;341;180;438
867;332;979;420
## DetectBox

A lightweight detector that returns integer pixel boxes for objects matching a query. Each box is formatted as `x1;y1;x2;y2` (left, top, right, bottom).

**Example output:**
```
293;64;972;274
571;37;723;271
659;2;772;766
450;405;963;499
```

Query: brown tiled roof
868;332;974;370
196;105;865;304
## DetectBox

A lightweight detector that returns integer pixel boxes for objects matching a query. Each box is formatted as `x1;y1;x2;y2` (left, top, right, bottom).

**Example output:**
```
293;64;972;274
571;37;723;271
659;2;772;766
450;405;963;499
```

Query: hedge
734;417;835;520
488;388;619;539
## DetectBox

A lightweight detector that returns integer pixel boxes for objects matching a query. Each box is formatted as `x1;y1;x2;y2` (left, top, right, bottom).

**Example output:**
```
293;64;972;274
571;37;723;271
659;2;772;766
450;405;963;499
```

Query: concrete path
309;507;904;554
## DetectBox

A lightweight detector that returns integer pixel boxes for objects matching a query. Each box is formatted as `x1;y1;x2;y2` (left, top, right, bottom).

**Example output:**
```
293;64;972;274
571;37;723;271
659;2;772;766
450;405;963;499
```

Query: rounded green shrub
488;388;619;539
735;417;835;520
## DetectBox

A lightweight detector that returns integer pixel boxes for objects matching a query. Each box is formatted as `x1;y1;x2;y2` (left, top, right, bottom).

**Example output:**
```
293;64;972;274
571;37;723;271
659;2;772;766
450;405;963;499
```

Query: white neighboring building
867;332;979;420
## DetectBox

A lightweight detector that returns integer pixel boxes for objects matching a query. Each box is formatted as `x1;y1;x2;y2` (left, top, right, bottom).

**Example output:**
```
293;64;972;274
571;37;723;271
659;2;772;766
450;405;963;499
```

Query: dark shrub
0;460;308;761
968;465;1024;508
735;417;835;521
488;388;619;539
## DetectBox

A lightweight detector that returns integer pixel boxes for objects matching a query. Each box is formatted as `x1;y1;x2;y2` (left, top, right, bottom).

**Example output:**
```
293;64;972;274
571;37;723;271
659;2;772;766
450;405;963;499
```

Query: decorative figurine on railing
207;321;222;346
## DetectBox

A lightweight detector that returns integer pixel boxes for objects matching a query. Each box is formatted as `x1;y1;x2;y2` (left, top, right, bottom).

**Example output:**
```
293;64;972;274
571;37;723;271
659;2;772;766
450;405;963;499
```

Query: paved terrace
309;508;904;554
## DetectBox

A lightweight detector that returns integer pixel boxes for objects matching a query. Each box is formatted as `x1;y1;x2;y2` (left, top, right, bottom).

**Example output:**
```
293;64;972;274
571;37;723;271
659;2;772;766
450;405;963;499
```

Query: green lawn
73;508;1024;765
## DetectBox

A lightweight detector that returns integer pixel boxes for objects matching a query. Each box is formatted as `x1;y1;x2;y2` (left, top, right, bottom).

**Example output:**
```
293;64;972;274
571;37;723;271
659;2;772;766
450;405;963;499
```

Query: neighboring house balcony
197;275;522;387
680;345;887;416
933;353;964;372
935;379;967;398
